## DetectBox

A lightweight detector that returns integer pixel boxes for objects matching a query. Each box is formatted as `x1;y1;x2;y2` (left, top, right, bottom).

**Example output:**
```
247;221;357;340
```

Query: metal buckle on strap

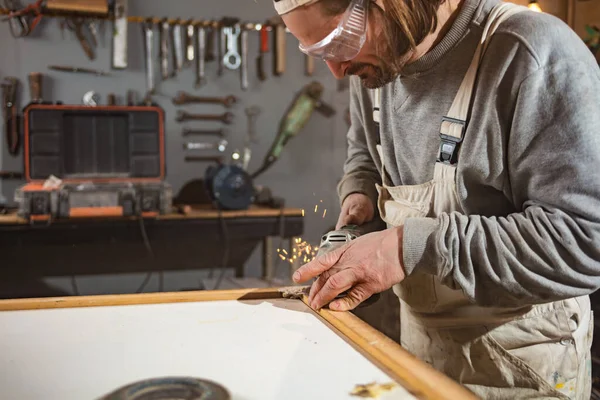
438;117;465;164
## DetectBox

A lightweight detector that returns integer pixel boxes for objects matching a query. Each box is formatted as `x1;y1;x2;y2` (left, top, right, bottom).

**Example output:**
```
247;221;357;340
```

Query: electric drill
315;225;381;309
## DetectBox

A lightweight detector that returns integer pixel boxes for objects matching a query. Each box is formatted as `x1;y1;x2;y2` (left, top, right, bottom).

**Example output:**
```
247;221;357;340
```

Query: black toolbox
15;104;172;221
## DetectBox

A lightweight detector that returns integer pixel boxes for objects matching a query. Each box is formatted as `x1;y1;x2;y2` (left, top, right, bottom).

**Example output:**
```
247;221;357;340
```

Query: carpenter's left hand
292;227;406;311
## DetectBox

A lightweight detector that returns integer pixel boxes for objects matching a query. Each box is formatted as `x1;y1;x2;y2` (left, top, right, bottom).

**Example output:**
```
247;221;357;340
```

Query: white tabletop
0;298;416;400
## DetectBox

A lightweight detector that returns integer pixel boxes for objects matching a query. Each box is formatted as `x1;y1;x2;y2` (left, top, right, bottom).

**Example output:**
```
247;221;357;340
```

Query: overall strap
438;2;527;164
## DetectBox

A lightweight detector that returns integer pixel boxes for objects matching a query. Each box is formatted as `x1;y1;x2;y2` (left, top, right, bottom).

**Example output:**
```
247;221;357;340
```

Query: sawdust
279;286;310;300
350;382;398;398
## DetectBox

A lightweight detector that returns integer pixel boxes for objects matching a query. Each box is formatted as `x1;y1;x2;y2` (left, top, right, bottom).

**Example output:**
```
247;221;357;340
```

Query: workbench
0;205;303;284
0;288;476;400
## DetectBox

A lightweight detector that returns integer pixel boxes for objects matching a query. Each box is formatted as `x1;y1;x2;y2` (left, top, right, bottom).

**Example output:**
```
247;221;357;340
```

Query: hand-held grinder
250;81;335;179
315;225;381;309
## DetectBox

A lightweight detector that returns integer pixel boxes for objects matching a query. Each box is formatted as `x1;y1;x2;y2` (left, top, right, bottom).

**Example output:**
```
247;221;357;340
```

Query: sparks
282;249;288;255
279;254;286;261
322;209;327;218
301;209;305;217
314;204;318;213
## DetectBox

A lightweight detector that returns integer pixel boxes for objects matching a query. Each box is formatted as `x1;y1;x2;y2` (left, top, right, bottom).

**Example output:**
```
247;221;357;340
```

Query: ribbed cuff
402;217;442;276
337;178;379;210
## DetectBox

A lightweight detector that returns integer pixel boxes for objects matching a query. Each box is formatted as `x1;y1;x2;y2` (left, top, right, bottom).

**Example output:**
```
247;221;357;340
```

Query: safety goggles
298;0;369;62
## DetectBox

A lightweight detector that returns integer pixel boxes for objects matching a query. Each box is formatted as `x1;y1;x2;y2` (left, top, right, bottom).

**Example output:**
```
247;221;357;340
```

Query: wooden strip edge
305;296;478;400
0;288;283;311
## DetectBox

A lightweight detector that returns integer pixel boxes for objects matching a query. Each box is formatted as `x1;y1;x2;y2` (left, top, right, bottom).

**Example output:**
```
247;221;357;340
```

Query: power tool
316;225;381;308
206;81;335;210
251;81;335;179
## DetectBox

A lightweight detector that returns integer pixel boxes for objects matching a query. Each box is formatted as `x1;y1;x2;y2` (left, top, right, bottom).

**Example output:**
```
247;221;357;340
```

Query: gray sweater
338;0;600;307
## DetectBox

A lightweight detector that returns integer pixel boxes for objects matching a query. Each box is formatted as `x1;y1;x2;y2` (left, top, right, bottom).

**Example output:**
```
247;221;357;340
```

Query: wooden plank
309;296;479;400
0;288;284;311
0;205;303;226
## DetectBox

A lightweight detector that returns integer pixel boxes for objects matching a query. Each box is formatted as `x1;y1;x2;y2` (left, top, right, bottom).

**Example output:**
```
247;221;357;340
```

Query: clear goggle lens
298;0;369;62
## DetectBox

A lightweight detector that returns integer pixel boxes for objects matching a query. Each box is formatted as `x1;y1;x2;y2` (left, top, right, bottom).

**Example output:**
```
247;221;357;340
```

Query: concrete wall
0;0;347;295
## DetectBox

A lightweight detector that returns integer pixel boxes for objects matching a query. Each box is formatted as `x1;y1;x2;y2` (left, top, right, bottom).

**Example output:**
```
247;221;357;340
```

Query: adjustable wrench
240;28;249;91
176;111;234;124
159;19;171;80
195;24;207;88
223;25;241;70
183;140;228;152
141;19;156;95
172;92;238;108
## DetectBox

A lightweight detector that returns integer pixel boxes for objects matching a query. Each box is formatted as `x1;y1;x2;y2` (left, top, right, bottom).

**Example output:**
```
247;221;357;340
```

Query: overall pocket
484;301;582;399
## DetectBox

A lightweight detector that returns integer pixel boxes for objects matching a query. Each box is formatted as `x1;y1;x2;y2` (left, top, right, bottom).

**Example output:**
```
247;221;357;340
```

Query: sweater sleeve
336;77;381;209
403;60;600;307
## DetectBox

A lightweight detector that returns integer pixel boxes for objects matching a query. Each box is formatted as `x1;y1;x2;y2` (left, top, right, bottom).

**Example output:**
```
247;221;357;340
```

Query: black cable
212;206;230;290
135;216;156;293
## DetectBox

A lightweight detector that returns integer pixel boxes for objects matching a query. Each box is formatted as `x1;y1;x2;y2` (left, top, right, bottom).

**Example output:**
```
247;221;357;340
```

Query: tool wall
0;0;350;279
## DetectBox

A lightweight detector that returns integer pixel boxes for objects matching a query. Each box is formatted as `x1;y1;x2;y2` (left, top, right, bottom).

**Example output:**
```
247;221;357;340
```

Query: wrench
184;139;228;152
185;20;195;65
172;92;238;107
171;20;184;73
217;26;224;76
176;111;234;124
182;128;226;137
195;24;207;88
223;25;241;70
159;19;171;80
205;24;215;62
240;28;248;91
141;19;155;95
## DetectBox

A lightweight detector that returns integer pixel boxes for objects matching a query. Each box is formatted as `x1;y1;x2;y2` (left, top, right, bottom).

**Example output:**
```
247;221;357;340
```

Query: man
273;0;600;398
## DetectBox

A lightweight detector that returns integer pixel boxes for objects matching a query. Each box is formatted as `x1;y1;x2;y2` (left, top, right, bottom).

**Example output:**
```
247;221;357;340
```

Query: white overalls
372;3;593;399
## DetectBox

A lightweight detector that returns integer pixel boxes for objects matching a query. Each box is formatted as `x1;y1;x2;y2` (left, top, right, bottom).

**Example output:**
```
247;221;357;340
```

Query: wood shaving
279;286;310;299
350;382;398;398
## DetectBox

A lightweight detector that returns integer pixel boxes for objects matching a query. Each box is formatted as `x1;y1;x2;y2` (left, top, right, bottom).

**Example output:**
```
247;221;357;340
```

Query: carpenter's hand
293;227;406;311
336;193;374;230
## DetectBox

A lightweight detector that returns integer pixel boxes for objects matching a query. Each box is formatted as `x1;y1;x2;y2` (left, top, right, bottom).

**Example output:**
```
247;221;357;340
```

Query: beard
345;10;415;89
346;60;396;89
